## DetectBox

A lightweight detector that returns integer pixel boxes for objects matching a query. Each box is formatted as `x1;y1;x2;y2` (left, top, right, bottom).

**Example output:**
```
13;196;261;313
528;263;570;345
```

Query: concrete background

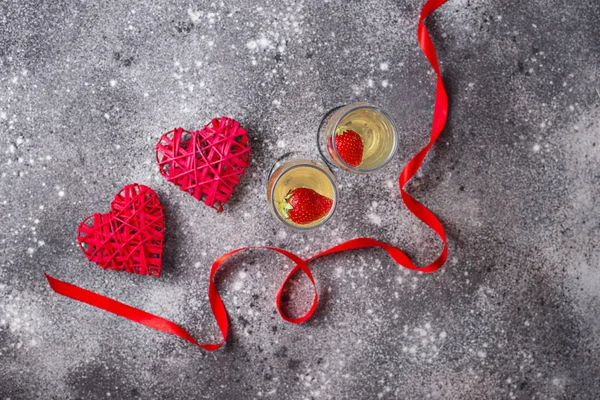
1;0;599;398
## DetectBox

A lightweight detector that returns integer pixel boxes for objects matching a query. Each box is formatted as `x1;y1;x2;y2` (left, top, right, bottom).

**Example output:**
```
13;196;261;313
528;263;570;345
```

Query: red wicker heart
77;184;165;277
156;116;251;212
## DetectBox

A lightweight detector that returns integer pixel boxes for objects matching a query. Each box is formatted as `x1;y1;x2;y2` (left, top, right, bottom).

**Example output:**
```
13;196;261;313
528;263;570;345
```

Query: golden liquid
268;161;336;229
331;106;397;171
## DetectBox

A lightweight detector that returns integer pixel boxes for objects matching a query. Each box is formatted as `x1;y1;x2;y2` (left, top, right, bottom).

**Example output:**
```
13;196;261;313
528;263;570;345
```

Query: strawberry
335;129;364;167
280;187;333;225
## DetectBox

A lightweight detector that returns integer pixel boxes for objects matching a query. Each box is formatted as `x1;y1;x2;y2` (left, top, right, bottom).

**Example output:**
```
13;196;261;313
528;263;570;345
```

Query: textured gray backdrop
1;0;599;399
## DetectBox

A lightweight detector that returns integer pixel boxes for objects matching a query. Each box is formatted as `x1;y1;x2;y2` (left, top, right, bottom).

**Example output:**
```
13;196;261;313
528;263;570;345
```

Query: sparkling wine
323;103;398;173
267;159;337;229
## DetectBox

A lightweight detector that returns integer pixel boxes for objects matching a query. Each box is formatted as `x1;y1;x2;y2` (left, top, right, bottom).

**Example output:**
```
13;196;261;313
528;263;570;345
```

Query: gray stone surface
1;0;600;398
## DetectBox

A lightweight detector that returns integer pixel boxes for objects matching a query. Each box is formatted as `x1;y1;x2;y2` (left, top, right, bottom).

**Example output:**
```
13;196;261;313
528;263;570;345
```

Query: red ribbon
45;0;449;351
46;246;317;351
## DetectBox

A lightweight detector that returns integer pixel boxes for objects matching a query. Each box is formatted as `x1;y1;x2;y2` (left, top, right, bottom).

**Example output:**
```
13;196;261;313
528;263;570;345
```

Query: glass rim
268;160;338;231
330;103;399;173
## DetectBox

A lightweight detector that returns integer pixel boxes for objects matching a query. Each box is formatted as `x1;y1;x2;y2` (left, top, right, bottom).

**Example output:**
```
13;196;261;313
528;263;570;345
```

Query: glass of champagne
267;156;338;230
317;102;399;173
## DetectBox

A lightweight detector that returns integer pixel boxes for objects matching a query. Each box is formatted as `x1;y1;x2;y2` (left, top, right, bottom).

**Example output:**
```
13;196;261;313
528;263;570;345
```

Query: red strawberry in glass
280;188;333;225
267;159;338;229
335;130;364;167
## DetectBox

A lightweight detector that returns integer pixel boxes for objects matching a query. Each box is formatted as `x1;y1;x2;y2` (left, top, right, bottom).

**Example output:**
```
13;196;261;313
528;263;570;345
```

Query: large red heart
155;117;251;212
77;184;165;277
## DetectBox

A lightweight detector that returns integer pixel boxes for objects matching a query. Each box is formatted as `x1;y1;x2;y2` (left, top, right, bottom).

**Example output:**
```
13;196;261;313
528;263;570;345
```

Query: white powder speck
367;79;374;88
58;190;65;197
569;105;575;111
552;378;561;386
272;99;281;107
233;281;244;291
188;9;202;23
533;144;541;152
477;351;487;358
104;113;110;120
0;111;6;120
109;80;116;87
246;40;257;50
367;213;382;226
276;140;285;148
8;144;16;153
381;80;389;88
258;37;271;49
27;248;34;255
194;262;201;268
379;62;389;71
440;331;447;339
414;328;427;336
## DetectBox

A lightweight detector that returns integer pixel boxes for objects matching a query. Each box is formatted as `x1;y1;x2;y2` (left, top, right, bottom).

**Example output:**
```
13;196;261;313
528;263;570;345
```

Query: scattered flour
367;213;382;226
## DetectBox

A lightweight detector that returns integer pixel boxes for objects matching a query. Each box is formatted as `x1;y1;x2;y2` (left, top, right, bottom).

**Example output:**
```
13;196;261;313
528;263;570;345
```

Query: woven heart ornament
77;184;165;277
156;117;250;212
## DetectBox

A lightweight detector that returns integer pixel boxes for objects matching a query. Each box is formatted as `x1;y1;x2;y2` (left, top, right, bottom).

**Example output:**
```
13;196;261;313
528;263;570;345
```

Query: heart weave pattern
156;117;251;212
77;184;165;277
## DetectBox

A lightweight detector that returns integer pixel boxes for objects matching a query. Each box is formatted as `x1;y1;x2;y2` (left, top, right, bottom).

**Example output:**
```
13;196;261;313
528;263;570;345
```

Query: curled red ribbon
45;0;449;351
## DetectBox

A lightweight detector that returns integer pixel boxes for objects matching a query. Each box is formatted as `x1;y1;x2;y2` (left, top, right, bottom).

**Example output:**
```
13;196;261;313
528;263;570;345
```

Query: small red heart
156;117;251;212
77;184;165;277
